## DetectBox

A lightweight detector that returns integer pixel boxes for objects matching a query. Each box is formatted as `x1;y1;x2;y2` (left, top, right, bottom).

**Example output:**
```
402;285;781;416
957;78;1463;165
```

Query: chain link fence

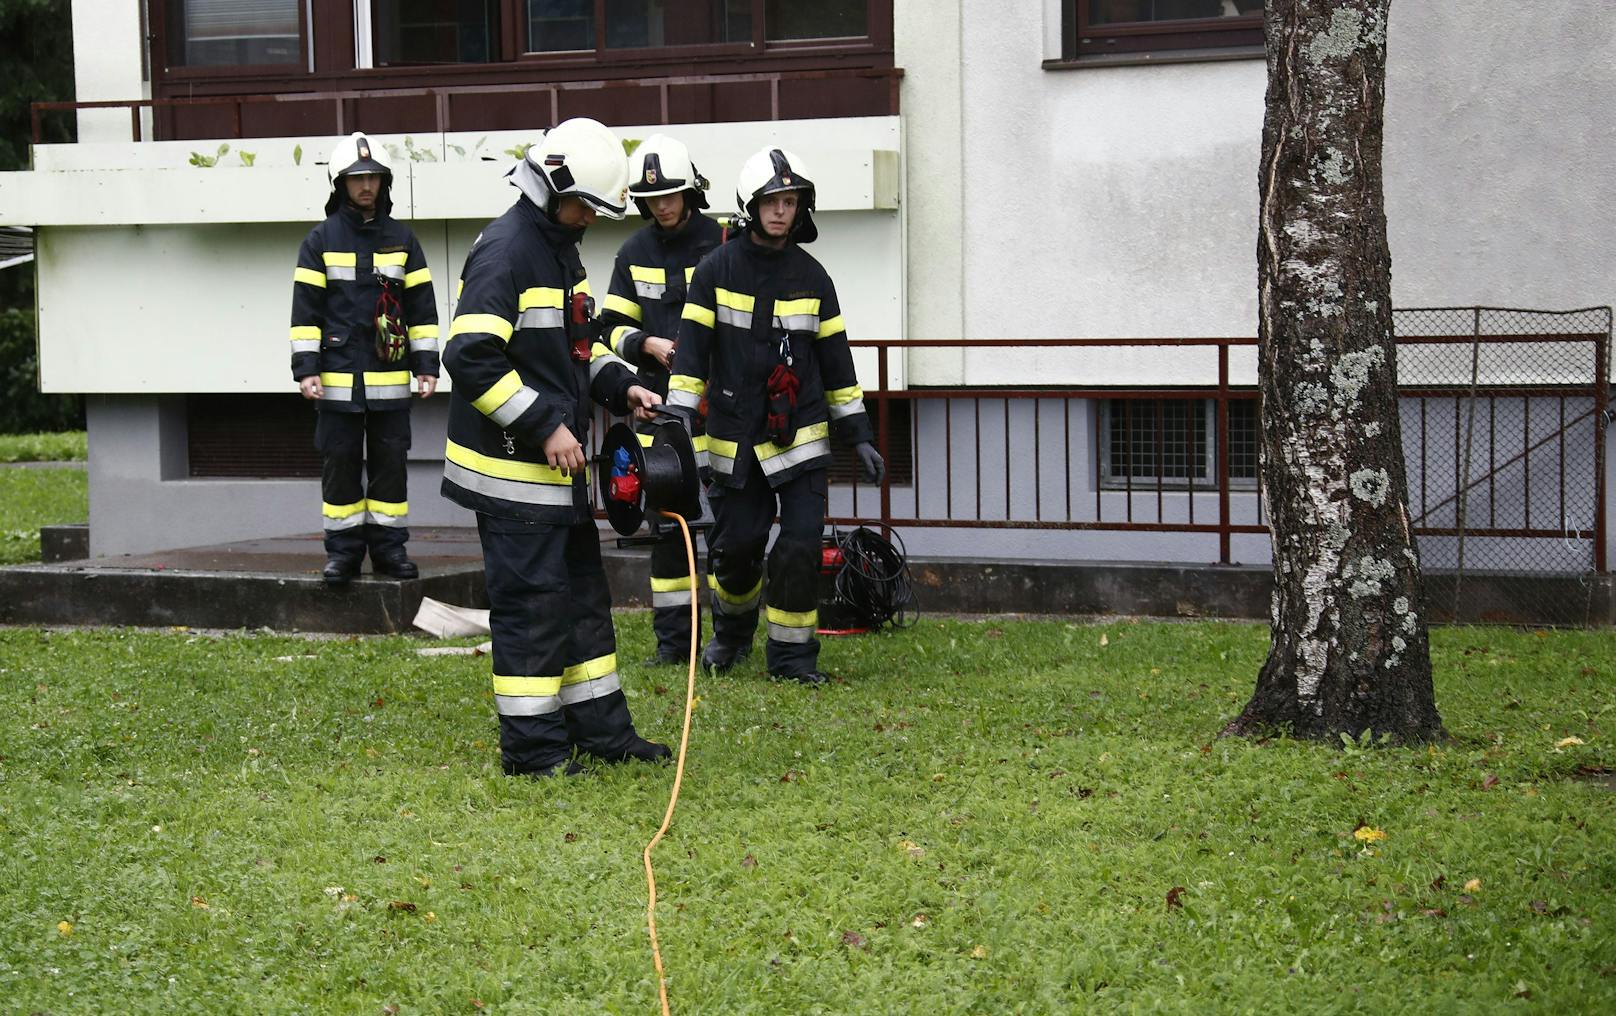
1395;307;1610;625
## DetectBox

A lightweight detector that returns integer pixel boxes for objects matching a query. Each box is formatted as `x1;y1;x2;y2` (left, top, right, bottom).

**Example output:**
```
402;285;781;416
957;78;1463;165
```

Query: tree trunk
1224;0;1443;743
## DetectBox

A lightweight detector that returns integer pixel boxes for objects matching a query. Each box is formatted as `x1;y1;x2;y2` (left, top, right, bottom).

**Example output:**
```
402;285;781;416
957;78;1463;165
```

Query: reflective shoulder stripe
629;265;666;284
774;297;821;318
404;267;432;289
322;251;357;267
817;314;847;340
444;438;574;486
681;302;716;328
293;266;326;288
449;313;515;342
374;252;409;268
714;288;755;312
668;374;706;397
604;293;643;321
519;287;565;310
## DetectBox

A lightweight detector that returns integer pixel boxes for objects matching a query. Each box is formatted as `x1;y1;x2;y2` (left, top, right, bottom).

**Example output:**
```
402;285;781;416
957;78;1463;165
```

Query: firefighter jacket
440;195;641;525
289;202;440;412
667;233;873;489
597;212;724;398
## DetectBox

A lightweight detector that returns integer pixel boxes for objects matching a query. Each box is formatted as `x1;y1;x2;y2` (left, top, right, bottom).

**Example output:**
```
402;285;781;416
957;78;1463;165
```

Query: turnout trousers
315;409;410;563
477;514;646;774
706;463;825;677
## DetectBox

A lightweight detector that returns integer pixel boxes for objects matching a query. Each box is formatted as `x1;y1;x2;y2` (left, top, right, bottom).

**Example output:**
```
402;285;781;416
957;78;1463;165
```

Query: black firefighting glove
854;442;884;485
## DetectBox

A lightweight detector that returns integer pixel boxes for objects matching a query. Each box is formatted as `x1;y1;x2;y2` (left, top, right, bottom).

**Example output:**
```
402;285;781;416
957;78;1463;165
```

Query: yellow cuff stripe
366;498;408;516
817;315;846;339
290;325;321;341
650;576;695;592
766;606;818;628
709;574;764;604
408;324;439;340
404;267;432;289
827;384;863;406
681;303;716;328
472;371;523;416
562;653;617;685
293;267;326;288
449;314;515;342
668;374;707;396
604;293;643;321
493;674;563;696
322;500;366;520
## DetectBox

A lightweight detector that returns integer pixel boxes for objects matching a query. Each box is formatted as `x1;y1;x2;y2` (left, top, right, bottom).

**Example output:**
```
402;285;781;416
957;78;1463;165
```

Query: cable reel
598;413;706;537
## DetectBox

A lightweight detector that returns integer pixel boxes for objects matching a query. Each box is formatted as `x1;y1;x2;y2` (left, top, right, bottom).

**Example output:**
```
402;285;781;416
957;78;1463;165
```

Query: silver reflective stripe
557;670;622;706
368;510;407;528
716;306;752;329
488;386;539;428
321;385;354;402
773;314;820;333
707;449;735;478
366;383;411;401
667;389;702;411
694;448;711;470
757;438;830;477
768;621;815;644
711;589;760;616
828;395;866;420
325;267;356;282
589;350;631;382
517;308;564;330
634;281;666;300
652;590;694;608
409;338;440;353
495;694;562;717
444;461;576;507
611;329;638;359
375;264;405;281
324;514;365;532
291;339;321;354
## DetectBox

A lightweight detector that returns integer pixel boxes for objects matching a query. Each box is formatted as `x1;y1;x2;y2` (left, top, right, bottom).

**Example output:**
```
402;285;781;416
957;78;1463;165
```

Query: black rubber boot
371;550;418;580
322;556;361;587
700;640;752;674
643;647;690;668
771;670;829;686
564;690;671;764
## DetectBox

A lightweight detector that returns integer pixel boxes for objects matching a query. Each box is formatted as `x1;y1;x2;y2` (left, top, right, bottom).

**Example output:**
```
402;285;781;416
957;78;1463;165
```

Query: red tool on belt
569;292;595;362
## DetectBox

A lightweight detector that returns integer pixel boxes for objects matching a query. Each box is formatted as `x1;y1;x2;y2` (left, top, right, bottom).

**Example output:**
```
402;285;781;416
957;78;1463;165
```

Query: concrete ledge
39;523;89;563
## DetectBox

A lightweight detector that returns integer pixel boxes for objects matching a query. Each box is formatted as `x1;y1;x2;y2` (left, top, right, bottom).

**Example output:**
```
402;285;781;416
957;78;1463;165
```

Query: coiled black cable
827;524;918;630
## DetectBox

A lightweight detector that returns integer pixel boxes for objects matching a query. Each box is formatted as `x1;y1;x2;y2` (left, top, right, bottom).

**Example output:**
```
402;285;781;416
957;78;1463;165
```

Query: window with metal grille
1100;397;1257;489
187;395;322;478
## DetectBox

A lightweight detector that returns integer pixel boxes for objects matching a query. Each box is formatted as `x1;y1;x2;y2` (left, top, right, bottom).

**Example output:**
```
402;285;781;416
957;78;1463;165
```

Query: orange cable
644;509;698;1016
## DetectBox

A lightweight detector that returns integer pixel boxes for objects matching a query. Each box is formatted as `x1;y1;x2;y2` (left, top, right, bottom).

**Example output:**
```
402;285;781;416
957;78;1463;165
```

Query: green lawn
2;618;1613;1013
0;461;87;564
0;430;87;463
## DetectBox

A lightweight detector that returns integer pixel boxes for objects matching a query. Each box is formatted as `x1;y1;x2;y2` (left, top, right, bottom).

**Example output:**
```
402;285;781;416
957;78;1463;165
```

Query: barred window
1100;397;1257;488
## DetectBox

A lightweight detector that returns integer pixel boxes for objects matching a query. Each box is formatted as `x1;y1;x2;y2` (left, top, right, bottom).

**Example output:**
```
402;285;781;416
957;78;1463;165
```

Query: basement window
1100;397;1257;489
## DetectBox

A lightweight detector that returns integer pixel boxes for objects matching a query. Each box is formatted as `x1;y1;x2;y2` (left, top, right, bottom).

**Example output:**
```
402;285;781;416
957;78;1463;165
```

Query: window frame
151;0;312;79
1063;0;1263;62
1098;396;1258;491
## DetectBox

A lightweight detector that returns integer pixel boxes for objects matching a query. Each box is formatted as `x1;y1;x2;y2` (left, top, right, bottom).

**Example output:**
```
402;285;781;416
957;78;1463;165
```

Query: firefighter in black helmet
441;117;670;777
667;147;884;685
597;133;724;666
290;132;440;585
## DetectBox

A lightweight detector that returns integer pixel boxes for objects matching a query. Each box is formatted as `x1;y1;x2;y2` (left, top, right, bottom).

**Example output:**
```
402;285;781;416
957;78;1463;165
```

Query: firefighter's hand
416;375;438;399
299;376;323;400
542;426;586;476
642;336;676;369
627;385;663;423
854;442;885;485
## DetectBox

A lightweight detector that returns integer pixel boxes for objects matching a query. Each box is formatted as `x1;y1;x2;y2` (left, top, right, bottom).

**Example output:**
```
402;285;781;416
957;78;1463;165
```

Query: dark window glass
1226;397;1258;481
1090;1;1260;25
374;0;500;66
1076;0;1262;57
1105;399;1209;485
187;396;321;478
528;0;594;52
765;0;868;41
605;0;751;48
170;0;300;66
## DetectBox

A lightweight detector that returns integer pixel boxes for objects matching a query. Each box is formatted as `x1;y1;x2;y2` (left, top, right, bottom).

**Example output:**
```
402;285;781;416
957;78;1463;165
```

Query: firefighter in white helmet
597;133;724;666
666;147;883;685
440;117;669;776
290;132;440;586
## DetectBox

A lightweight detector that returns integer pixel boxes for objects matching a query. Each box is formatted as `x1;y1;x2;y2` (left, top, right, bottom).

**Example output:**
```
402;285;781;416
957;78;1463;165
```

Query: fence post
1597;326;1609;574
1453;307;1482;617
1217;342;1231;564
878;344;891;524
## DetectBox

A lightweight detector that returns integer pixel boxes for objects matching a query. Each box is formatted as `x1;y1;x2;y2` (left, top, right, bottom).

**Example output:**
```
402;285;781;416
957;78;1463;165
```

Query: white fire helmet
527;117;630;220
327;132;392;184
627;133;710;217
735;147;817;243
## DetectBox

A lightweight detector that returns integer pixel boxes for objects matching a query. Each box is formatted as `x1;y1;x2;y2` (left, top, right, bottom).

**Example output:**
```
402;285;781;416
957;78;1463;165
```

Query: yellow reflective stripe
449;314;515;342
589;341;620;363
576;278;593;297
362;370;411;385
408;324;439;340
456;278;464;299
636;431;655;447
774;297;821;318
322;500;366;520
755;422;829;461
650;575;694;592
668;374;706;396
293;266;326;288
290;325;321;341
519;287;565;310
366;498;408;516
472;371;524;416
404;267;432;289
826;384;863;406
374;252;409;267
319;372;354;386
321;251;356;267
817;315;846;339
691;433;710;452
714;288;755;312
766;606;817;628
685;266;696;282
444;439;573;485
493;674;563;696
709;574;763;605
705;435;738;457
562;653;617;685
610;324;637;347
603;293;642;321
681;303;715;328
629;265;666;284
